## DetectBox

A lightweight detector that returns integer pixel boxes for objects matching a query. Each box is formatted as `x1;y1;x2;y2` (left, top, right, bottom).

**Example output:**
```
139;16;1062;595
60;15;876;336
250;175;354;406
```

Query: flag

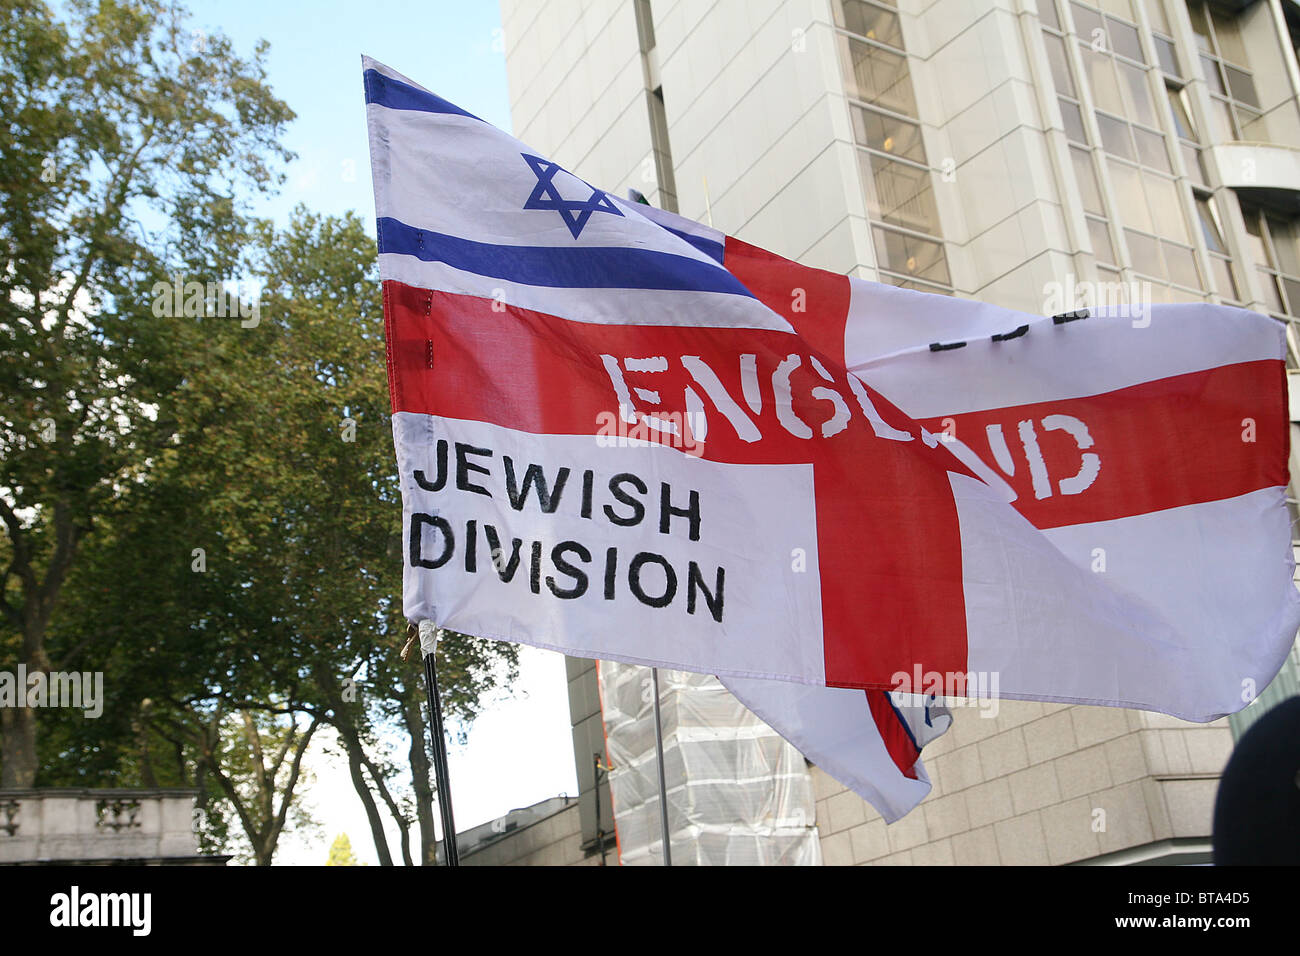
722;679;951;823
364;57;1299;739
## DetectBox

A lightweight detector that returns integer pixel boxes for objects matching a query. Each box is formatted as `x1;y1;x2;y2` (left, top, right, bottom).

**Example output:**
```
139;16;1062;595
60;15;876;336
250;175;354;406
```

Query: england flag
364;57;1300;821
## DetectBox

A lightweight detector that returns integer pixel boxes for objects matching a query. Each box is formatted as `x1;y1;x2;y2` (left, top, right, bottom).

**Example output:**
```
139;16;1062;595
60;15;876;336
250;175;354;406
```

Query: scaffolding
597;661;822;866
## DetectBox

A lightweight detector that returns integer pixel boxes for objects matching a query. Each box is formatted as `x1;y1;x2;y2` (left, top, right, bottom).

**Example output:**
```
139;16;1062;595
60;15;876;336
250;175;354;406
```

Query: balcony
1211;142;1300;213
0;788;227;865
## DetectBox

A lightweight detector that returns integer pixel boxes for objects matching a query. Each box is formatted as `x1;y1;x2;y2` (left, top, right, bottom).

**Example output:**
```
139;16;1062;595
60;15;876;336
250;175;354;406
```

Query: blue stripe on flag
884;693;922;754
377;217;754;297
661;225;724;265
364;69;482;121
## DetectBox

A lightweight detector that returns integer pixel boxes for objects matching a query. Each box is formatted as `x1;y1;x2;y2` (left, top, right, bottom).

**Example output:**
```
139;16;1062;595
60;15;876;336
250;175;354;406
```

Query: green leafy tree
156;705;320;866
0;0;293;786
38;210;518;865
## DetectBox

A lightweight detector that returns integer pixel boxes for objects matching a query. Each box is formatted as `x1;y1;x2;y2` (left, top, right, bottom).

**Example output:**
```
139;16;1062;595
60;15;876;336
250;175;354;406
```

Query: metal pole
593;753;610;866
650;667;672;866
418;621;460;866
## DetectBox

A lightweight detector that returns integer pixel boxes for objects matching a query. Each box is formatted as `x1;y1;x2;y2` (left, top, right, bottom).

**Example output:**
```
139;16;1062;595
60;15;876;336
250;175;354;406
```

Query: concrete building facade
460;795;605;865
499;0;1300;864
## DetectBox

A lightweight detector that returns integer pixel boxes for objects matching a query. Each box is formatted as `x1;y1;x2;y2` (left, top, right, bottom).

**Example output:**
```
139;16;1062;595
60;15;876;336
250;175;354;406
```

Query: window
1071;2;1104;42
1060;98;1088;143
1108;157;1201;290
1045;32;1077;96
1071;146;1105;214
1070;3;1174;180
836;0;904;48
1145;0;1180;77
840;37;916;115
1061;2;1210;293
1152;34;1179;76
1080;44;1125;115
1108;17;1144;63
1117;60;1157;127
1037;0;1060;30
1088;216;1116;263
838;1;951;292
1165;84;1194;139
1046;2;1122;275
1187;1;1262;140
1097;112;1135;159
1194;194;1238;301
858;151;940;234
1039;0;1222;296
1163;82;1207;186
1241;205;1300;320
871;226;951;287
850;104;924;162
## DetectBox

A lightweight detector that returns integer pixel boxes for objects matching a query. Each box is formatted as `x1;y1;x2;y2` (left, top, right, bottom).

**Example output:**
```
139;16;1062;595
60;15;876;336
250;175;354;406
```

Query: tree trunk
340;727;395;866
0;705;37;787
134;701;159;788
2;499;77;788
252;835;275;866
311;661;401;865
401;687;438;865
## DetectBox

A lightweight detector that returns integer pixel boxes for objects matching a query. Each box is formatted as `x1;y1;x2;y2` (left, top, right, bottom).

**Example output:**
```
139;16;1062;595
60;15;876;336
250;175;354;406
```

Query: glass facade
835;0;952;293
1241;205;1300;322
1038;0;1244;304
1186;0;1263;141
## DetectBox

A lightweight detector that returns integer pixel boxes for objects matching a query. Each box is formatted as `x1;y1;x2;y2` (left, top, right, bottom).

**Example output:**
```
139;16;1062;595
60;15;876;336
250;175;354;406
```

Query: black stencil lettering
603;547;618;600
504;457;570;513
409;513;454;569
482;524;523;582
659;483;701;541
603;473;648;527
413;440;449;491
628;551;677;609
455;442;493;497
547;541;592;599
687;562;725;623
580;470;594;519
464;519;477;573
529;540;542;594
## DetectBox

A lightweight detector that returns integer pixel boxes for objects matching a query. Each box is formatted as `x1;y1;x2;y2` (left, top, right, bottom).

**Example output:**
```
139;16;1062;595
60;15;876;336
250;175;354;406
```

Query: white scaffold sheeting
597;661;822;866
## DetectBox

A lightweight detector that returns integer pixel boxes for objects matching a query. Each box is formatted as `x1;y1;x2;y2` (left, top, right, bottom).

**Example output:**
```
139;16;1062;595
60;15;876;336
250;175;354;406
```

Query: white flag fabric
722;677;952;823
364;55;1299;786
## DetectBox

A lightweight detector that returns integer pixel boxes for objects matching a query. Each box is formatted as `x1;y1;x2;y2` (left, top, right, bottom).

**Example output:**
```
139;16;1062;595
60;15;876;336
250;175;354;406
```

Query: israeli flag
364;57;788;332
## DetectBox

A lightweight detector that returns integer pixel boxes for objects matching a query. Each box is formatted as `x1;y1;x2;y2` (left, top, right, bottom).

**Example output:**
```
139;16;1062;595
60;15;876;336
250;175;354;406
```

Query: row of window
835;0;952;292
1041;0;1239;305
835;0;1299;318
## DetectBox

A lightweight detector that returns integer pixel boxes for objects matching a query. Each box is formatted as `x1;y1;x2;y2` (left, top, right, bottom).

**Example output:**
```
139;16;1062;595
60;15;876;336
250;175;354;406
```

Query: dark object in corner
1212;696;1300;865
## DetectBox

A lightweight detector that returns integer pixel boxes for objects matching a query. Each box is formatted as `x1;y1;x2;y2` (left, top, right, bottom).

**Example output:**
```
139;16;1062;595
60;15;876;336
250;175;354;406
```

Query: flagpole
650;667;672;866
417;620;460;866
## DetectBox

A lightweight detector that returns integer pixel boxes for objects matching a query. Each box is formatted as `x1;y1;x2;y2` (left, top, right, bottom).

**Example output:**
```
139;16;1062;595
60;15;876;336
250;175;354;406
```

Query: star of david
521;153;623;239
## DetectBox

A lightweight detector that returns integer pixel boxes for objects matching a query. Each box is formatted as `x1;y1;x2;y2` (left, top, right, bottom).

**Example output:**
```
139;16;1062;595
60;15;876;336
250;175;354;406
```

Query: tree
238;210;520;864
0;0;293;786
34;209;519;865
326;832;360;866
155;705;320;867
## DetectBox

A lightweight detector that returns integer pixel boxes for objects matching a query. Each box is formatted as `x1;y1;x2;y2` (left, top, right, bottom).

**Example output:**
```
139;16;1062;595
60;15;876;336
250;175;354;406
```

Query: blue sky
181;0;580;864
207;0;515;227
